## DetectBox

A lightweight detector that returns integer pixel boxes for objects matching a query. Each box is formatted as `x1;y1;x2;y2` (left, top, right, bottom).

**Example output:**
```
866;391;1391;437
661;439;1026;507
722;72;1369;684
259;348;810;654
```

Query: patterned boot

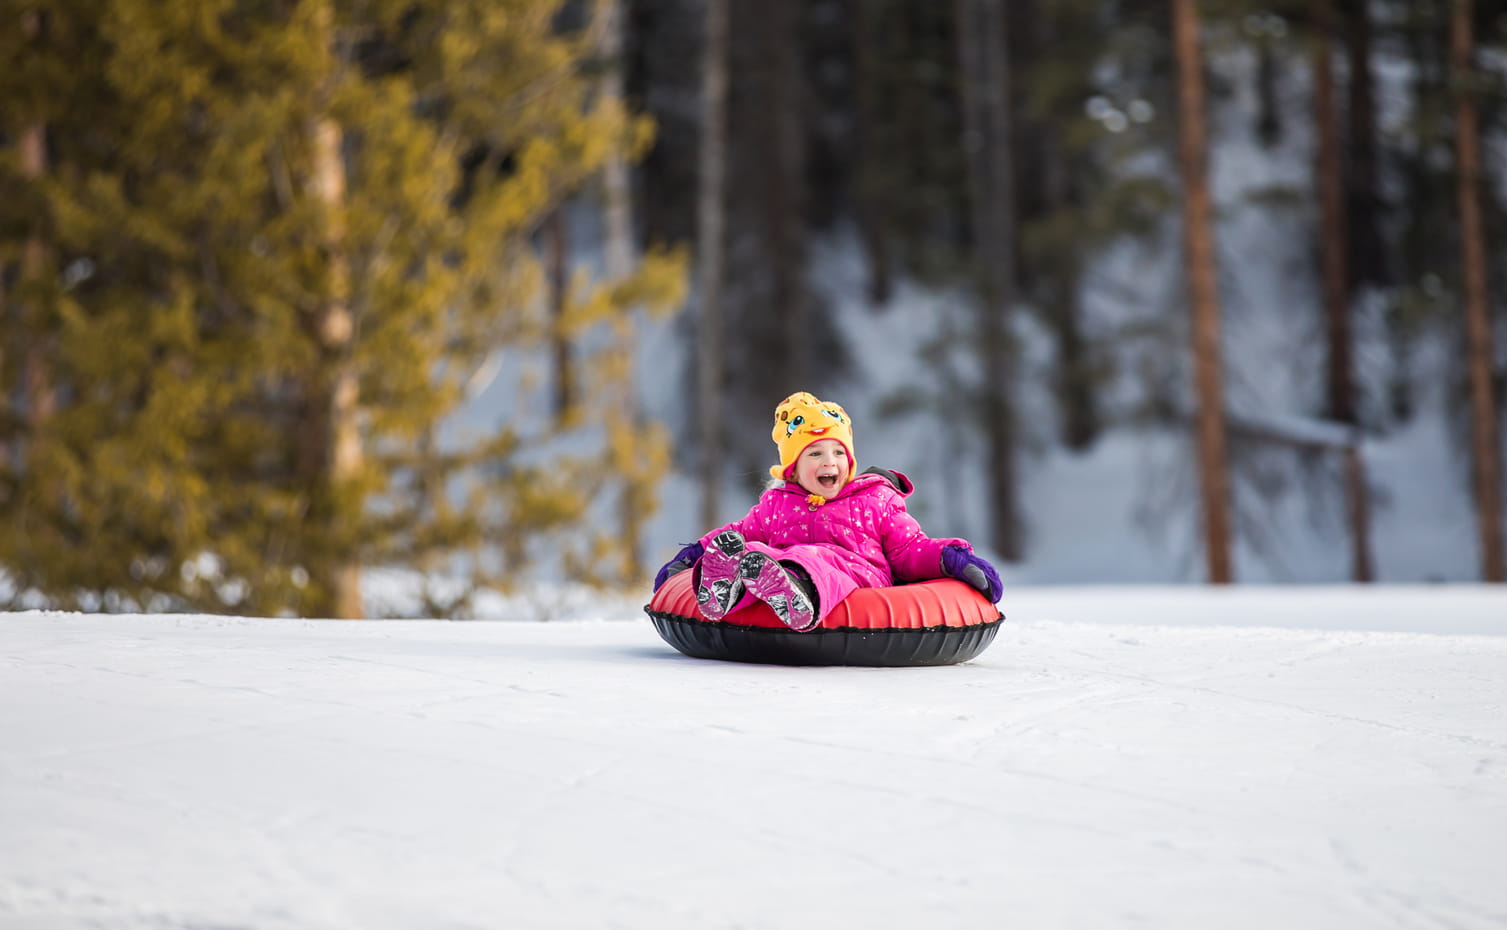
695;530;747;620
739;552;818;631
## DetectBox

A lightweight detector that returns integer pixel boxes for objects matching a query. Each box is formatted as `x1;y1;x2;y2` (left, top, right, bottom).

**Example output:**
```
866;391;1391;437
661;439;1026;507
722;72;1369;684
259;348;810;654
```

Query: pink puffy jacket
699;470;970;591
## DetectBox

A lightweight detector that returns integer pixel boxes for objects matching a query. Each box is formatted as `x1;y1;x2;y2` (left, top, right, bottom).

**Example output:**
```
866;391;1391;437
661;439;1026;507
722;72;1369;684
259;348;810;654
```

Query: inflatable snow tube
644;570;1003;667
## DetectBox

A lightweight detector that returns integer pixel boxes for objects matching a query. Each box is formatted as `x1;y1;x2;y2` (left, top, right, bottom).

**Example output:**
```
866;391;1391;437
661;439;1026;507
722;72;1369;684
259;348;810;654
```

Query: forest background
1;0;1503;619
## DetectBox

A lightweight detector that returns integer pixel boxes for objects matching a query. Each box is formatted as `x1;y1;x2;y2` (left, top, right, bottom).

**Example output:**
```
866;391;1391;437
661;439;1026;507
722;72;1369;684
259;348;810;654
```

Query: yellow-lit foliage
0;0;685;615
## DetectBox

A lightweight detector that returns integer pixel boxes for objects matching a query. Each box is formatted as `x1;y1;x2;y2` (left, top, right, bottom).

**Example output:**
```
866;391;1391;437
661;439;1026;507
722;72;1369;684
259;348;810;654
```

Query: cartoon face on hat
769;391;856;482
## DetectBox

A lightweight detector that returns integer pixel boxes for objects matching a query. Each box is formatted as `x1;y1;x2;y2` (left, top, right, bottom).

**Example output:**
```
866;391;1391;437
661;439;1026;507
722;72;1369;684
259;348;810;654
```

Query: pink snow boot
696;530;747;620
739;552;818;631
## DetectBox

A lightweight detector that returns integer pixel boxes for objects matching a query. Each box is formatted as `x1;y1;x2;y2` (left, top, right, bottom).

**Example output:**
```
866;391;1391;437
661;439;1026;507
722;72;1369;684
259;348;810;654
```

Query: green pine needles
0;0;685;617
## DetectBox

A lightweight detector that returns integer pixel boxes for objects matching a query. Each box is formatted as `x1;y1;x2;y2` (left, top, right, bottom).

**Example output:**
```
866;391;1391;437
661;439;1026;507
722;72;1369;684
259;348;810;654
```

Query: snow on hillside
4;587;1505;929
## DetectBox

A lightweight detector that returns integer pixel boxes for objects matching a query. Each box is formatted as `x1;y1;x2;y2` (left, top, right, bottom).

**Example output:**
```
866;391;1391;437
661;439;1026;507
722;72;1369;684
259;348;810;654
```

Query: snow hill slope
3;589;1505;930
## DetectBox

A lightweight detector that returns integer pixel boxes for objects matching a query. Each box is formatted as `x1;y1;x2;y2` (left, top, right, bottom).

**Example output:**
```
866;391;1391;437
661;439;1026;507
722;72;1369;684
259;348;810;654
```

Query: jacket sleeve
877;489;970;581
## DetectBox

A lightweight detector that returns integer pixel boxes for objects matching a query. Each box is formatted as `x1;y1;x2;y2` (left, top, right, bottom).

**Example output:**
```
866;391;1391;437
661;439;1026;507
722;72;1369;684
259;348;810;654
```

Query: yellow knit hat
769;391;856;481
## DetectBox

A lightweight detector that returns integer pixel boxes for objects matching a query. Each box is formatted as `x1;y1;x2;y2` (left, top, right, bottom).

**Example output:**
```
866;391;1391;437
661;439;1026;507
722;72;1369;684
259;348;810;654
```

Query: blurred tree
1339;0;1387;290
594;0;673;584
1450;0;1505;582
544;208;577;423
298;0;363;618
1172;0;1235;583
1310;1;1376;582
848;0;894;306
0;0;683;614
696;0;729;530
955;0;1022;559
1311;0;1358;428
618;0;1502;579
1013;0;1174;453
759;0;810;390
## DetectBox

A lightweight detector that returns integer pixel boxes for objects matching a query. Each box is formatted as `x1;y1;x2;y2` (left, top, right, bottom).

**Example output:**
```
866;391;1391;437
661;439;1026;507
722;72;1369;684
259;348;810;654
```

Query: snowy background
613;37;1487;590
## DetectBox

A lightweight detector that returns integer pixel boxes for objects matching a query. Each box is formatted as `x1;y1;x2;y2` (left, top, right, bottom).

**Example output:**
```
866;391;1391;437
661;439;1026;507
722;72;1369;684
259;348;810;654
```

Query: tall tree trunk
1451;0;1506;582
1312;0;1373;582
761;0;808;388
1051;262;1097;451
545;208;575;423
697;0;730;531
597;0;633;286
1041;114;1098;452
1388;5;1449;422
850;0;893;307
596;0;648;582
20;10;54;434
301;2;363;618
894;5;932;247
308;115;363;618
1172;0;1234;583
1255;21;1283;147
956;0;1022;560
1343;444;1375;583
1313;0;1357;427
1342;0;1386;287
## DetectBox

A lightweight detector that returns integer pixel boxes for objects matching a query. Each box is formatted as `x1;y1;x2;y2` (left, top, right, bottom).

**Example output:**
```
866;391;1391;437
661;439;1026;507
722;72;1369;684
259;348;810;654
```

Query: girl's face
794;439;849;500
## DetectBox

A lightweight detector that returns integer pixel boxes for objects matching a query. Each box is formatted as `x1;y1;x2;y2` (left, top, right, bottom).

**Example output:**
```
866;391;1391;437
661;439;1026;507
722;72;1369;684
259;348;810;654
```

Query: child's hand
941;546;1003;603
654;542;705;591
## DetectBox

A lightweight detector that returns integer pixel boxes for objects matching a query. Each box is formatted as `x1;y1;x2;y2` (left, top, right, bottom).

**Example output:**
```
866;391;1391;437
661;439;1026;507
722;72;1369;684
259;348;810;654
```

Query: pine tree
0;0;685;614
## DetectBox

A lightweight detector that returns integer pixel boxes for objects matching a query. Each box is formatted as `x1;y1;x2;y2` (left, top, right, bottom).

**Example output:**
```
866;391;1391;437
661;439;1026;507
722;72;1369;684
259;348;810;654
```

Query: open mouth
817;475;838;489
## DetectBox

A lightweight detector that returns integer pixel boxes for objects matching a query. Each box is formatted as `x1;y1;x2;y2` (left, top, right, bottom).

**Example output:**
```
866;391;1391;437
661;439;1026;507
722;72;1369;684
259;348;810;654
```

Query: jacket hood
859;466;913;495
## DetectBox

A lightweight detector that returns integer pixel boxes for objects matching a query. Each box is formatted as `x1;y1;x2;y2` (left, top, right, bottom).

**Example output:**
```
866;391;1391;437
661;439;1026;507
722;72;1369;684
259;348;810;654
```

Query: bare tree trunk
849;0;893;307
300;2;363;618
1051;269;1097;451
697;0;730;531
545;209;575;423
596;0;648;582
1255;22;1282;147
595;0;634;291
1312;0;1373;582
20;10;54;433
1313;0;1357;427
1342;445;1375;582
20;127;53;430
956;0;1022;560
1342;0;1386;287
1451;0;1506;582
1172;0;1234;584
761;0;808;388
308;116;363;618
1040;114;1098;452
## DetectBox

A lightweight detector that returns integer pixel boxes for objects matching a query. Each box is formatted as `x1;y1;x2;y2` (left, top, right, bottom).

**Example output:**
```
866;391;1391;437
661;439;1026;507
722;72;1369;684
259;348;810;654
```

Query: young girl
653;391;1002;631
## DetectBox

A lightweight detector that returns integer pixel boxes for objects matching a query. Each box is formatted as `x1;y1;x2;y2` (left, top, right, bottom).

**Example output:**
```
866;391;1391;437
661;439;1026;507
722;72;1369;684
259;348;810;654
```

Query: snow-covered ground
4;587;1505;930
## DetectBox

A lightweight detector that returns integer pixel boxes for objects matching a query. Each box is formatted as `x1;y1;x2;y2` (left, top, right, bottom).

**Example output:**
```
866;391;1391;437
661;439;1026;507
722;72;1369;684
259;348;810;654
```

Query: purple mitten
941;545;1003;603
653;541;704;591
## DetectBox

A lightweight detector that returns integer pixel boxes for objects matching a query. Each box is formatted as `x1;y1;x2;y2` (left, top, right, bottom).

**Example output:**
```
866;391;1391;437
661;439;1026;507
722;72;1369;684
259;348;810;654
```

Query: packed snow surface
4;587;1506;930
